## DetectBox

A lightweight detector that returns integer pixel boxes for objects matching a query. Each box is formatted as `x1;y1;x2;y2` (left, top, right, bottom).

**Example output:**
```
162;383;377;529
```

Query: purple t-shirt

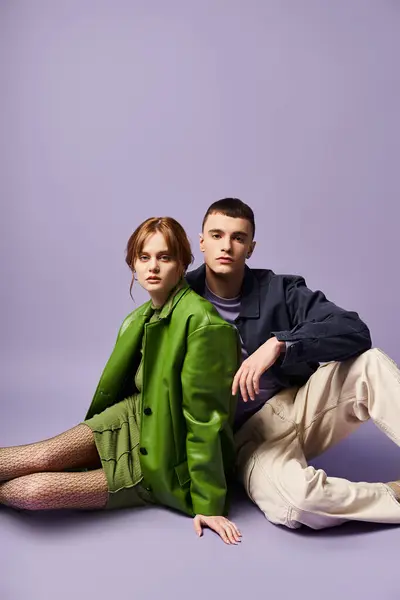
204;284;283;431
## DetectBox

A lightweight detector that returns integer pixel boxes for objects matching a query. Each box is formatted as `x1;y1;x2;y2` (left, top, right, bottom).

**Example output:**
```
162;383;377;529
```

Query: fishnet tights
0;424;108;510
0;470;108;510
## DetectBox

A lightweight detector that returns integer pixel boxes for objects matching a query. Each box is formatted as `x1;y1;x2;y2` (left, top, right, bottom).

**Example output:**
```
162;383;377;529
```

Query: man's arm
272;275;372;365
232;275;371;401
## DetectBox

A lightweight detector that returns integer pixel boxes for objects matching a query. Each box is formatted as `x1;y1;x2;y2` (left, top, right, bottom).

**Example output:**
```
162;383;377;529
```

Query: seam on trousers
375;349;400;384
383;482;400;507
252;450;296;526
285;506;300;529
273;464;392;526
268;398;300;436
243;453;257;503
367;349;400;443
373;417;400;446
302;393;362;434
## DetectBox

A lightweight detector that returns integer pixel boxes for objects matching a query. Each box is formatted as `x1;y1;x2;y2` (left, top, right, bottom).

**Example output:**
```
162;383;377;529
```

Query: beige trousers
234;348;400;529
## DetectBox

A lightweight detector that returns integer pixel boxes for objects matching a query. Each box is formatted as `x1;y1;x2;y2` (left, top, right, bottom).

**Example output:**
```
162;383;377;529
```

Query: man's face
199;212;256;277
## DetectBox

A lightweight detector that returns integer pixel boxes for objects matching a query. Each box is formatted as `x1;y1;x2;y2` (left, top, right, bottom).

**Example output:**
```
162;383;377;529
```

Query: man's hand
193;514;242;545
232;337;285;401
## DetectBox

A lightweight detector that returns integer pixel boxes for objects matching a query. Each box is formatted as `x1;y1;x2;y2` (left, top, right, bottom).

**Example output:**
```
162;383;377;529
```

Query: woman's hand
193;514;242;545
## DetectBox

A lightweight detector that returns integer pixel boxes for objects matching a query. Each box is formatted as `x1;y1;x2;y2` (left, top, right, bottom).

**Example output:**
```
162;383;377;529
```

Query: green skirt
83;396;155;510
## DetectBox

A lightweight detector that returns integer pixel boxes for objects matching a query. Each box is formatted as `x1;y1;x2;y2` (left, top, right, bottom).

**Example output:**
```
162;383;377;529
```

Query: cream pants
235;348;400;529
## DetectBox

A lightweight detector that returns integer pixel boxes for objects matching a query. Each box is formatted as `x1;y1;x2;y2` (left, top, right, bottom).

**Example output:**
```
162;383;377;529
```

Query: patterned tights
0;424;108;510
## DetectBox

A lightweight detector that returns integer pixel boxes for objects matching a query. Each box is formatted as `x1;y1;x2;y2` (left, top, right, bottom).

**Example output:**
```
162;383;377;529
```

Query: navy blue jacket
186;264;372;390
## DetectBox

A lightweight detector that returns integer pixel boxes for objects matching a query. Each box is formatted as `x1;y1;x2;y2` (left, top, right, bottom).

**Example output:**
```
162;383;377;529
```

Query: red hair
125;217;193;297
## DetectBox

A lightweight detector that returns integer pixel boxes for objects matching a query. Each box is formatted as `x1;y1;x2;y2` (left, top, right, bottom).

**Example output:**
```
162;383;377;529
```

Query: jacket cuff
272;331;304;366
192;499;227;518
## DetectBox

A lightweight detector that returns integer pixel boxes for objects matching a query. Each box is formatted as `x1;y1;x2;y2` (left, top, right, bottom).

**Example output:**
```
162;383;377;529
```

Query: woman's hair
125;216;194;297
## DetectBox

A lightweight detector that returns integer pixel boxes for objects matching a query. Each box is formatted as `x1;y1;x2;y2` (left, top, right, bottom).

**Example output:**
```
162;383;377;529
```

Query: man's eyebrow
208;228;248;237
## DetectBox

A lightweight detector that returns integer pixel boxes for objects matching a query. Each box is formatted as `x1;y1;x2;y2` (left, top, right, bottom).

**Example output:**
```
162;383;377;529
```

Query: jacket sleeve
272;276;372;365
181;323;239;517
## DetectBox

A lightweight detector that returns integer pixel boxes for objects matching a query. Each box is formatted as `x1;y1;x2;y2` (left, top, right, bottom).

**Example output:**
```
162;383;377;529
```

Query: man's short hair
202;198;255;238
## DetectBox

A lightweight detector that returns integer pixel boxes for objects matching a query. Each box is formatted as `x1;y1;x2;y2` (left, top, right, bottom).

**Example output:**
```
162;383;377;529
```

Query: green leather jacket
84;281;240;517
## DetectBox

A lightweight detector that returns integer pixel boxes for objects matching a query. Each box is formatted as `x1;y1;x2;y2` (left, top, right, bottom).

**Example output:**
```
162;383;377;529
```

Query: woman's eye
139;255;149;261
160;255;171;261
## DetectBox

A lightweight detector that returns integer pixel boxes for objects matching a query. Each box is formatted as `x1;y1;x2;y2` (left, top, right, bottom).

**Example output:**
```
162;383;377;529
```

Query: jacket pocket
174;460;190;487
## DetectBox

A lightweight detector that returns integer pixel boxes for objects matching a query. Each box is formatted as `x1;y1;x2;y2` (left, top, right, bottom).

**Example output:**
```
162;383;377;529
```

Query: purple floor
2;375;399;600
2;1;399;598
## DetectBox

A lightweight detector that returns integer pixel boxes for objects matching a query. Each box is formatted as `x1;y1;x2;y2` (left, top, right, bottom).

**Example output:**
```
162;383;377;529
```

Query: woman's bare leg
0;469;108;510
0;424;100;482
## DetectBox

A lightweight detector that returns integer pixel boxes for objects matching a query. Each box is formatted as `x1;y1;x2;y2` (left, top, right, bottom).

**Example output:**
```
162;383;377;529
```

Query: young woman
0;217;242;544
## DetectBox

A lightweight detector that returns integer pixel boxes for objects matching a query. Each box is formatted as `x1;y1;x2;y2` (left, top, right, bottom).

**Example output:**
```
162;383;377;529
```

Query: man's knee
352;347;399;382
355;347;391;366
361;347;381;362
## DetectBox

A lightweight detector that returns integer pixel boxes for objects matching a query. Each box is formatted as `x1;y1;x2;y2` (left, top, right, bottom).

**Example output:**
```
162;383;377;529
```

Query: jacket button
144;407;152;416
140;447;148;455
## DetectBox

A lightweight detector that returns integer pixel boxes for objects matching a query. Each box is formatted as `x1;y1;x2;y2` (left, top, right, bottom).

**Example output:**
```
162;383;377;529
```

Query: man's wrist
274;337;286;353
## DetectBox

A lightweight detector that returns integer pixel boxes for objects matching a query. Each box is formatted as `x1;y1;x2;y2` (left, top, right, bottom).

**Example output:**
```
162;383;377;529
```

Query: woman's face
134;231;182;306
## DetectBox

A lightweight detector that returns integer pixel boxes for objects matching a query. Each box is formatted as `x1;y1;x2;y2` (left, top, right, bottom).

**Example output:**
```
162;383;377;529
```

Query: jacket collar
185;264;260;319
140;279;191;320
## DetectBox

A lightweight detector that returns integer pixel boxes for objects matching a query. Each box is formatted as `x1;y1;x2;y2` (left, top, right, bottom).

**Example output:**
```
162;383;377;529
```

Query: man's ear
247;240;256;259
199;233;205;253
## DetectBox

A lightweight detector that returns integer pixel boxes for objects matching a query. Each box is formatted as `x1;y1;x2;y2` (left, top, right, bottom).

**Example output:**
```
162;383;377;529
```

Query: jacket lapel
85;281;192;420
85;312;150;419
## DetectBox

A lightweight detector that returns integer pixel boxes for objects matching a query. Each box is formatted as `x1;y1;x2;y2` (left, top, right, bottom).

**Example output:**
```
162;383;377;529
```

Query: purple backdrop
1;2;399;599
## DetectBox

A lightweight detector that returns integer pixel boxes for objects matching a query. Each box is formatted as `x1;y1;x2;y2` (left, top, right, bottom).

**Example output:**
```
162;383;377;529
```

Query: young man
186;198;400;530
